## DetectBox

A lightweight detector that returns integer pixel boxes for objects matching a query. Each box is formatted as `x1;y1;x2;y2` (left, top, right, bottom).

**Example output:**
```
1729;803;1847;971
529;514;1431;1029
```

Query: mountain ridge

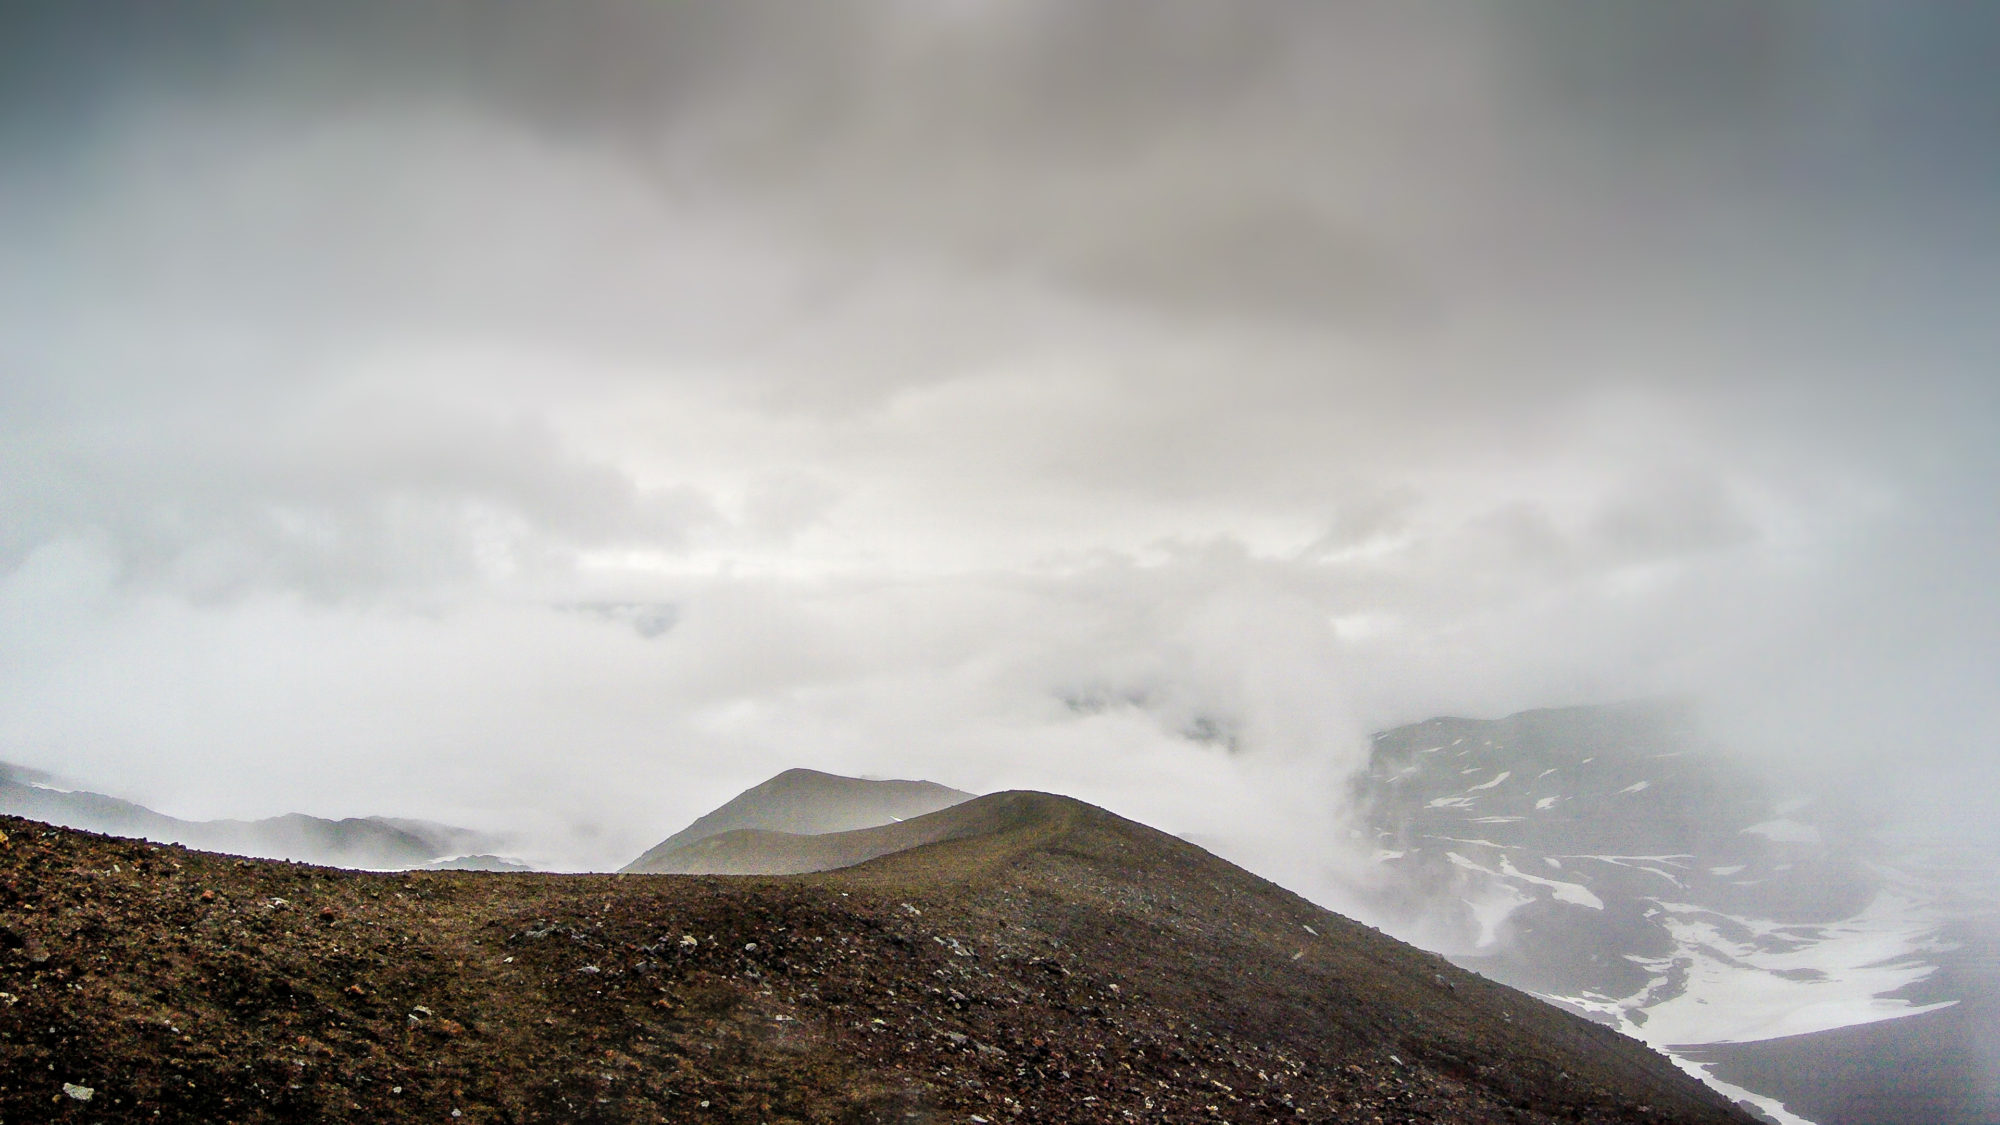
0;762;501;870
622;767;973;874
0;789;1752;1124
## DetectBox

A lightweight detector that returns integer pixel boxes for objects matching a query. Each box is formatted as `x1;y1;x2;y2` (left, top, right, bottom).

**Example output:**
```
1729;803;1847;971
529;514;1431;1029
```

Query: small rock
198;889;216;902
679;934;698;948
62;1083;94;1102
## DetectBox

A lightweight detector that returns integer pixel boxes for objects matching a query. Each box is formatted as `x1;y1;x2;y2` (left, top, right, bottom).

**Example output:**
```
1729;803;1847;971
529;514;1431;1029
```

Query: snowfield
1356;705;1995;1125
1545;891;1955;1045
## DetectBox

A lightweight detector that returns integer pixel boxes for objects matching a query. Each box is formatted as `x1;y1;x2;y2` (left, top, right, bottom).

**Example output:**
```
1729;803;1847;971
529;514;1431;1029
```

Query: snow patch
1743;819;1822;846
1498;856;1605;910
1668;1055;1821;1125
1446;850;1605;911
1545;892;1953;1046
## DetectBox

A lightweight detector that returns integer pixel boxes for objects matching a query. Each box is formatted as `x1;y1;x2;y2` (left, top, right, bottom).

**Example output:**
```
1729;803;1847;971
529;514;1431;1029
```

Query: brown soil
0;793;1756;1124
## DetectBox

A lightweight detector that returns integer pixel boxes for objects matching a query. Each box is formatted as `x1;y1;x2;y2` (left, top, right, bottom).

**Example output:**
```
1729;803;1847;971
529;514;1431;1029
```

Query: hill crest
622;768;973;873
0;787;1755;1124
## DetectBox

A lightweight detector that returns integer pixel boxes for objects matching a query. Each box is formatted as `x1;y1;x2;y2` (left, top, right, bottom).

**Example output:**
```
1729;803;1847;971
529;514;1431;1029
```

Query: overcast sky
2;1;1995;877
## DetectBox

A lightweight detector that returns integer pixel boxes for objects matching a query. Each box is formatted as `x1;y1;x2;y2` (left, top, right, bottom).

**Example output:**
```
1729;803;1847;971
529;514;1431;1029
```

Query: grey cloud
1587;475;1760;561
566;602;680;641
1306;487;1423;558
10;0;1993;412
2;394;718;601
1054;197;1436;334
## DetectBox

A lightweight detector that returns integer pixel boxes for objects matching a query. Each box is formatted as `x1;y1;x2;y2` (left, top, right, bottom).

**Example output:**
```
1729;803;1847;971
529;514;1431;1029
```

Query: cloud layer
2;1;1995;876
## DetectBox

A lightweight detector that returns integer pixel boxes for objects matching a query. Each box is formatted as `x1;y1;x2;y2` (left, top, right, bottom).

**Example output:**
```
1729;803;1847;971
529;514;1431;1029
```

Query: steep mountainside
0;795;1751;1124
0;763;501;870
623;769;972;874
1355;702;1992;1124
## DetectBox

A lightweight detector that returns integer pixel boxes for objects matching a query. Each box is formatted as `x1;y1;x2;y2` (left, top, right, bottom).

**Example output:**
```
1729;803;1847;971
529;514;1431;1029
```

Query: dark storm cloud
10;1;1994;375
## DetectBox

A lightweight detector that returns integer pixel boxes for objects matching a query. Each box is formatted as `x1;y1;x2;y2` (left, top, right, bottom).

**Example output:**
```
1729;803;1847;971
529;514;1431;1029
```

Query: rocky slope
0;794;1751;1124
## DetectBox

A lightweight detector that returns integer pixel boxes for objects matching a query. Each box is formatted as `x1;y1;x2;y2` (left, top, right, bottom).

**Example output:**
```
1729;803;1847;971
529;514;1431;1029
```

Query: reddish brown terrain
0;793;1755;1124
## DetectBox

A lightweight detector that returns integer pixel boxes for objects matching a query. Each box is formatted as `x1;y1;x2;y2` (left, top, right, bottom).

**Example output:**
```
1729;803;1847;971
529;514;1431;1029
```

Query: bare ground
0;793;1756;1124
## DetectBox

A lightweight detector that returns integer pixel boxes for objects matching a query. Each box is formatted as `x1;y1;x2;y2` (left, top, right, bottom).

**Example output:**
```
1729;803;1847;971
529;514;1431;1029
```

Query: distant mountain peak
622;769;975;874
0;760;501;870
